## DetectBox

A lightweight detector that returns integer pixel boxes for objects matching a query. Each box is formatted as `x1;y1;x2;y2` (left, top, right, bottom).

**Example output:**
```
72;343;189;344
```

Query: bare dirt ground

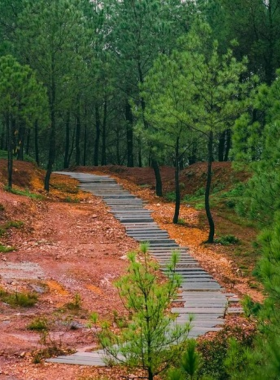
0;160;262;380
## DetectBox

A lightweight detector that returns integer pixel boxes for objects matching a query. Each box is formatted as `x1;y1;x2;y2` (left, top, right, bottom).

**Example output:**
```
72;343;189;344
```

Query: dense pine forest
1;0;280;379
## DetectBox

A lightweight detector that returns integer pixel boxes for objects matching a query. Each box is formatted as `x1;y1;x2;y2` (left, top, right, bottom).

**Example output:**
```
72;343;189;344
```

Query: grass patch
177;218;186;225
165;191;176;202
194;202;204;210
0;220;24;238
64;196;79;203
215;235;240;246
64;293;82;310
0;288;38;307
27;317;49;331
0;244;15;252
32;330;69;363
5;187;44;200
5;220;24;229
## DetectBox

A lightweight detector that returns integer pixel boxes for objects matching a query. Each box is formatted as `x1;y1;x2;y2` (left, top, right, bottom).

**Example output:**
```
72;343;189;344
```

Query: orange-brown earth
0;160;261;380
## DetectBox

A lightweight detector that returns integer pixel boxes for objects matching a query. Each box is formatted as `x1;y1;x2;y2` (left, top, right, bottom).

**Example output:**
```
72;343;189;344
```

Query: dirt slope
0;160;260;380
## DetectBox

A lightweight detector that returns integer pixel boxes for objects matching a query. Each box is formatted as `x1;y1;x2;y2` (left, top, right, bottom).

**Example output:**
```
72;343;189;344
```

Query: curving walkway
47;172;241;367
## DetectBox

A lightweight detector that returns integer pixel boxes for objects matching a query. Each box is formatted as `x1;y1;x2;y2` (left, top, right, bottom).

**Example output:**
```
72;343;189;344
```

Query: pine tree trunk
44;116;55;192
101;99;107;165
151;159;163;197
205;130;215;243
218;130;226;161
17;123;25;160
126;100;134;167
6;114;13;190
138;138;142;167
44;60;56;192
173;139;180;224
224;129;231;161
83;122;87;166
64;111;70;168
94;105;100;166
75;108;81;166
34;120;39;166
25;128;30;156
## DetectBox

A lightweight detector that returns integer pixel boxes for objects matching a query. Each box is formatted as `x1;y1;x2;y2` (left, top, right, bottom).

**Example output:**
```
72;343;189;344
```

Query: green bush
0;244;15;253
65;293;82;310
0;288;38;307
197;325;256;380
28;317;49;331
165;191;176;202
0;220;24;238
215;235;240;246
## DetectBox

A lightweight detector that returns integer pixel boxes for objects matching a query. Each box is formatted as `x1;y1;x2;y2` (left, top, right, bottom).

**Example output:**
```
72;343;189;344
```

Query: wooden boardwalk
47;172;241;367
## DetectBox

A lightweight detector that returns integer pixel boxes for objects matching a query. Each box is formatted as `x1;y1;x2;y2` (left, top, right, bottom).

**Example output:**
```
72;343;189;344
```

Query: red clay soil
0;160;261;380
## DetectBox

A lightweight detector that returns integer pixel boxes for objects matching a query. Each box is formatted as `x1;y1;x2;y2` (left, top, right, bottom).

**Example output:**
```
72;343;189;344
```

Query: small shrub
7;292;38;307
194;202;204;210
65;293;82;310
221;183;245;198
197;324;256;380
177;219;186;225
0;244;15;253
225;199;236;209
5;220;24;229
0;289;38;307
165;191;176;202
64;196;79;203
113;310;128;328
0;220;24;238
27;317;49;331
212;182;225;193
215;235;240;246
89;312;99;324
32;330;68;363
242;295;261;318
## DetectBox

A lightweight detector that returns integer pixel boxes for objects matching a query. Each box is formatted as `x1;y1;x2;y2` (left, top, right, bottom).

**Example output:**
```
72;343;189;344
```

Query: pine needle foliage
99;243;191;380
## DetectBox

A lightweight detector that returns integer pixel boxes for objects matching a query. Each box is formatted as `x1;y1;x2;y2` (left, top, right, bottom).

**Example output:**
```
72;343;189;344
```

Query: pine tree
0;55;48;189
142;22;252;241
99;244;191;380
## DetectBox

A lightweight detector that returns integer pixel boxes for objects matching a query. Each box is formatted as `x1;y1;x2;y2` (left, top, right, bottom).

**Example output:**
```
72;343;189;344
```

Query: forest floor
0;160;261;380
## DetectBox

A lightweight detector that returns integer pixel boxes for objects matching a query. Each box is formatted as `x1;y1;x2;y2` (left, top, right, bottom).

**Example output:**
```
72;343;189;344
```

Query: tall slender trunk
138;138;142;167
6;114;13;189
224;129;231;161
34;120;39;166
101;99;107;165
25;128;30;156
151;159;163;197
44;57;56;192
83;122;87;166
138;60;162;190
218;130;226;161
94;105;100;166
17;123;25;160
205;130;215;243
64;111;70;168
75;107;81;166
44;113;55;192
265;1;274;85
116;128;120;165
173;138;180;224
126;100;134;167
0;125;5;149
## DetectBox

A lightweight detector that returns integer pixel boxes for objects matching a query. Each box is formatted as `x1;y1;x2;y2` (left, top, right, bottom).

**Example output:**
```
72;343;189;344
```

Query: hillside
0;160;260;379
